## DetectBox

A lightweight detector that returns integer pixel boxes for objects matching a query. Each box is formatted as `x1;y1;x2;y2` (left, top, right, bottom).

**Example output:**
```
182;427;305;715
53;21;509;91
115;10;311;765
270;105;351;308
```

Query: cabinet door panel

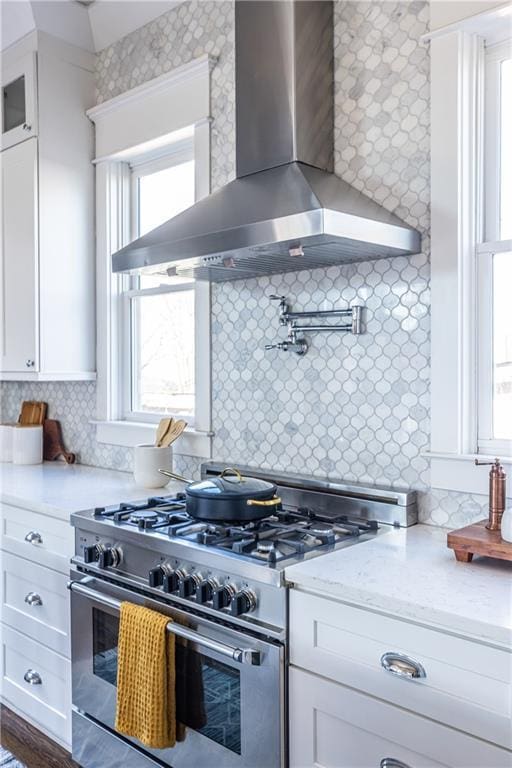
1;53;37;150
0;137;38;372
289;667;512;768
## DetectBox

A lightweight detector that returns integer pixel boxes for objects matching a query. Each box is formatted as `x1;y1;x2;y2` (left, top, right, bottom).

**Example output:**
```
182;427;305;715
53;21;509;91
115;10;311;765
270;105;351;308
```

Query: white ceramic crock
133;444;173;488
12;425;43;465
0;424;14;462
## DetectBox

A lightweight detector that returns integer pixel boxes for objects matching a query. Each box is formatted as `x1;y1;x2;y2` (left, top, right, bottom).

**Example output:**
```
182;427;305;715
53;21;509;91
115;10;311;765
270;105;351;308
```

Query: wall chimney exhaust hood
112;0;421;281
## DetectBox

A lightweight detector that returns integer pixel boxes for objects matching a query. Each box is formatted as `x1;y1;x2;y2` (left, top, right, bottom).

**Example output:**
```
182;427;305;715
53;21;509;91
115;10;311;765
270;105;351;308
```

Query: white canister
12;425;43;465
133;444;173;488
500;506;512;543
0;424;14;462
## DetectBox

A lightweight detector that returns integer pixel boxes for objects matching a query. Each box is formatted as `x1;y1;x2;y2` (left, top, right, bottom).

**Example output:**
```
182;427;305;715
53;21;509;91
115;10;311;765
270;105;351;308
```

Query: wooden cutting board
19;401;47;425
447;520;512;562
43;420;76;464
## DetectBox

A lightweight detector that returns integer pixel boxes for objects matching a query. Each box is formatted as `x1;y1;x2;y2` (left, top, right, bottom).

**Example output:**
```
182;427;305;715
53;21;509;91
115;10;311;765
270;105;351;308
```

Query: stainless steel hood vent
112;1;421;281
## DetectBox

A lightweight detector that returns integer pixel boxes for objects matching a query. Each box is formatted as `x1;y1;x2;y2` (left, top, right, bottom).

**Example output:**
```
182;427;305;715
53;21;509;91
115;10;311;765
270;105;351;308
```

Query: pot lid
186;468;276;500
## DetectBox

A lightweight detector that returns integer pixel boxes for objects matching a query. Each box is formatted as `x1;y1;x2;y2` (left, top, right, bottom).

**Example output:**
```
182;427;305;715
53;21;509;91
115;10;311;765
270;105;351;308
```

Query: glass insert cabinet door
92;608;242;755
1;52;37;151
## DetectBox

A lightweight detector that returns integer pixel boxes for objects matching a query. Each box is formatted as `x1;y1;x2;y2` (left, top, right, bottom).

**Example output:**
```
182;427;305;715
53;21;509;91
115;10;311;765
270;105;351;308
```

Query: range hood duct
112;0;421;281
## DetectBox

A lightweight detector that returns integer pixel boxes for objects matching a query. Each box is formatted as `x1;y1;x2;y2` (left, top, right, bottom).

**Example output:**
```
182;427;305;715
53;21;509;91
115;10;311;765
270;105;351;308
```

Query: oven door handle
68;579;261;666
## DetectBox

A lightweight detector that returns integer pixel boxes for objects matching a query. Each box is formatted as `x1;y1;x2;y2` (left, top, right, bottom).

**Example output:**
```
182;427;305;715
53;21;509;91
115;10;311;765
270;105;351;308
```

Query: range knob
162;569;186;594
179;573;202;599
83;543;105;564
98;546;122;569
230;589;257;617
148;563;174;588
212;583;236;611
196;578;220;605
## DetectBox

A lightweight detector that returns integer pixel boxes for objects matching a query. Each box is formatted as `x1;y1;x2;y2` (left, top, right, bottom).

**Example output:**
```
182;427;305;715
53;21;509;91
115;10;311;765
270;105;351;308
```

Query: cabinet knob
25;530;43;545
380;652;426;680
25;359;35;368
22;123;32;132
24;592;43;606
23;669;42;685
380;760;412;768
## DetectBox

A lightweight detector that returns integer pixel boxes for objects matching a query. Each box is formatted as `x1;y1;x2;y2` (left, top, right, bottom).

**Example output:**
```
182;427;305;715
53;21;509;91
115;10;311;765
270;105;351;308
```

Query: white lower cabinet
0;501;72;749
290;667;512;768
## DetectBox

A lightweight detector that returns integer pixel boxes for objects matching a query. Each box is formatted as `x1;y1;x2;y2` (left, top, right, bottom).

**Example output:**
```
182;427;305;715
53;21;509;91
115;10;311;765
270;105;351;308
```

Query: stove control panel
146;561;258;616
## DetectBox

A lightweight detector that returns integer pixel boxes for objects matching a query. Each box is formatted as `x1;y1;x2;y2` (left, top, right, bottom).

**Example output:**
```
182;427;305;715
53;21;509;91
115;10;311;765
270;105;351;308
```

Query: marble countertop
0;461;181;519
285;524;512;647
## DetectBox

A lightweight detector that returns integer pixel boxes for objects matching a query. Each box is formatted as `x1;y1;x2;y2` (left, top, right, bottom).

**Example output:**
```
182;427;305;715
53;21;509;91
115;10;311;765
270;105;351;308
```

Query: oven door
69;570;284;768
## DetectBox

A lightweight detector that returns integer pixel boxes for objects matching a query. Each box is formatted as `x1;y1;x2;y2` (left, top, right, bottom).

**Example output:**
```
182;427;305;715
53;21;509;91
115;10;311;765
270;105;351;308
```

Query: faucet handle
475;458;503;469
269;294;286;302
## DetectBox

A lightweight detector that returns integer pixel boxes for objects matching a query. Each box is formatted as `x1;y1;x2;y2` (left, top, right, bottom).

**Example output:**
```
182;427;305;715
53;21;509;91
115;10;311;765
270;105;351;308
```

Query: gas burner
131;510;158;523
308;523;335;537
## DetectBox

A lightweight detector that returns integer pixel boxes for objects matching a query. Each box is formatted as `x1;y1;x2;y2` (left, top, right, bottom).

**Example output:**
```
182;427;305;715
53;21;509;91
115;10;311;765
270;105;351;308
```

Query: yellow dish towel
115;602;176;749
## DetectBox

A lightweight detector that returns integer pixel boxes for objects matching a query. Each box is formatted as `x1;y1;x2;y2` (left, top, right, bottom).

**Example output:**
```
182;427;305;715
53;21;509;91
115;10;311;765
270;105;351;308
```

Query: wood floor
0;705;79;768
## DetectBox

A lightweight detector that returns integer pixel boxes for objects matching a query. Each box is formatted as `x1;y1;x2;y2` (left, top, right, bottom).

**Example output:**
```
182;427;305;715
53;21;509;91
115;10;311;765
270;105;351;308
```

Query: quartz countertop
0;461;182;519
285;524;512;647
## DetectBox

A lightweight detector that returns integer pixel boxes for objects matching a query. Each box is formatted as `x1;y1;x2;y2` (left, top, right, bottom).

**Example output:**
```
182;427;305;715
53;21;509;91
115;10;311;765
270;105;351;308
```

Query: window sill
424;451;512;496
93;420;212;459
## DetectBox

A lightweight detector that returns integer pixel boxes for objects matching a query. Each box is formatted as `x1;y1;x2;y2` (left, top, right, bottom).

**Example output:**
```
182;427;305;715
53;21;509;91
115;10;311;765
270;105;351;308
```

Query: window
478;40;512;455
123;147;196;422
89;57;214;457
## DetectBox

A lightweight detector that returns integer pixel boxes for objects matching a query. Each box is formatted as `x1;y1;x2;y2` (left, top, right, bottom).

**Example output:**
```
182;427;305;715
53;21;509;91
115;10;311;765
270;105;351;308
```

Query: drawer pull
23;669;42;685
380;652;426;680
381;759;412;768
24;531;43;545
24;592;43;606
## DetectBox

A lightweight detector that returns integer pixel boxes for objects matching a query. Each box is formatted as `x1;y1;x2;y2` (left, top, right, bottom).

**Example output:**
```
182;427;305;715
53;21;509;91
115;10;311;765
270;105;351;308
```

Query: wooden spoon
160;419;187;447
155;418;173;447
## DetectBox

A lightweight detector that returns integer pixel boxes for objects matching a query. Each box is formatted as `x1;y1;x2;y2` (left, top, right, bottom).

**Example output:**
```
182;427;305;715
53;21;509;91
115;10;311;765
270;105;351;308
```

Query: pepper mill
475;458;506;531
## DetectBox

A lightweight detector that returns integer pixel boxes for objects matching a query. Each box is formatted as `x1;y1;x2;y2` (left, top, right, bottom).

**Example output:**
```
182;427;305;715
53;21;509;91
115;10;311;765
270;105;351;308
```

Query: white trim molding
427;451;512;495
430;30;484;457
90;58;214;460
87;55;217;160
94;421;212;459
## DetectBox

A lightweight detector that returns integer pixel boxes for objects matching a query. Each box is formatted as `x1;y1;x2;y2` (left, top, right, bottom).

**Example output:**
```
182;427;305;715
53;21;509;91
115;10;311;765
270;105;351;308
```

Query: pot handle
246;496;282;507
219;467;244;483
158;468;193;484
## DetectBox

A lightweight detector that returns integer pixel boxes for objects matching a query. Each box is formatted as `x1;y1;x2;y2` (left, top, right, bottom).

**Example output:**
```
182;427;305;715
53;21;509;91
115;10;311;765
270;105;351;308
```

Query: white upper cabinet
1;52;37;150
0;33;96;381
0;138;38;372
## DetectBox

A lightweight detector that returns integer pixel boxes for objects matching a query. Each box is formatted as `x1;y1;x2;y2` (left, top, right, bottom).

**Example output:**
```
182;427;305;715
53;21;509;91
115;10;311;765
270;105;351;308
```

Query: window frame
427;11;512;495
476;40;512;457
122;142;197;426
87;57;214;458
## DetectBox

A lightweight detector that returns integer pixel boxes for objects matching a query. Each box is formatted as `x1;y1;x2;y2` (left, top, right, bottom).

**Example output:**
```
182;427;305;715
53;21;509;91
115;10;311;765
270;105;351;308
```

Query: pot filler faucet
265;294;364;356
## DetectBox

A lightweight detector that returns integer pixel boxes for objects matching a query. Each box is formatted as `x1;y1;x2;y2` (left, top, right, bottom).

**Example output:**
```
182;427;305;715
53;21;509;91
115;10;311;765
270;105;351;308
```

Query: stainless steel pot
158;467;281;523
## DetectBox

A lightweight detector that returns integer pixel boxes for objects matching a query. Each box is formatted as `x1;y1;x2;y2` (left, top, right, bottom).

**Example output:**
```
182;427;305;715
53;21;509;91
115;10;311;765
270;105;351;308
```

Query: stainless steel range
68;462;417;768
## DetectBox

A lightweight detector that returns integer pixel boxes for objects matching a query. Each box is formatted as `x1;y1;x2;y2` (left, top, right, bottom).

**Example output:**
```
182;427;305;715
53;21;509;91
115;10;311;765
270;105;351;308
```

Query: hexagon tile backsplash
0;1;492;529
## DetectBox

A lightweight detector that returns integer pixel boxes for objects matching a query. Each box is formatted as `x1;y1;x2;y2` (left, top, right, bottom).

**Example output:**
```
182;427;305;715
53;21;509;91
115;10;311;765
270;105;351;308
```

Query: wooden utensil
160;419;187;447
43;420;76;464
19;401;47;425
155;418;173;447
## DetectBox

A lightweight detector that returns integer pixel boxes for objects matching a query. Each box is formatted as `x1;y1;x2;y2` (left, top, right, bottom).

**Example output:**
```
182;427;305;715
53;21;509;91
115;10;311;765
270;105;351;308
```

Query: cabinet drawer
1;624;71;746
290;667;512;768
0;551;70;656
1;503;73;572
290;590;512;749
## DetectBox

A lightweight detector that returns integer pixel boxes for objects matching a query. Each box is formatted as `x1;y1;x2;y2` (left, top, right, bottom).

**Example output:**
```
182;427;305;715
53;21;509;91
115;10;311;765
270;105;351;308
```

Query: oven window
91;609;241;755
92;608;119;686
176;644;241;755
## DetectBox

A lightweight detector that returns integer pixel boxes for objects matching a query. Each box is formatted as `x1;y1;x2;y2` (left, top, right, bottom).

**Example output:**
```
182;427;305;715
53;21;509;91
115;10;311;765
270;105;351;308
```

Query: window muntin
123;147;196;422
